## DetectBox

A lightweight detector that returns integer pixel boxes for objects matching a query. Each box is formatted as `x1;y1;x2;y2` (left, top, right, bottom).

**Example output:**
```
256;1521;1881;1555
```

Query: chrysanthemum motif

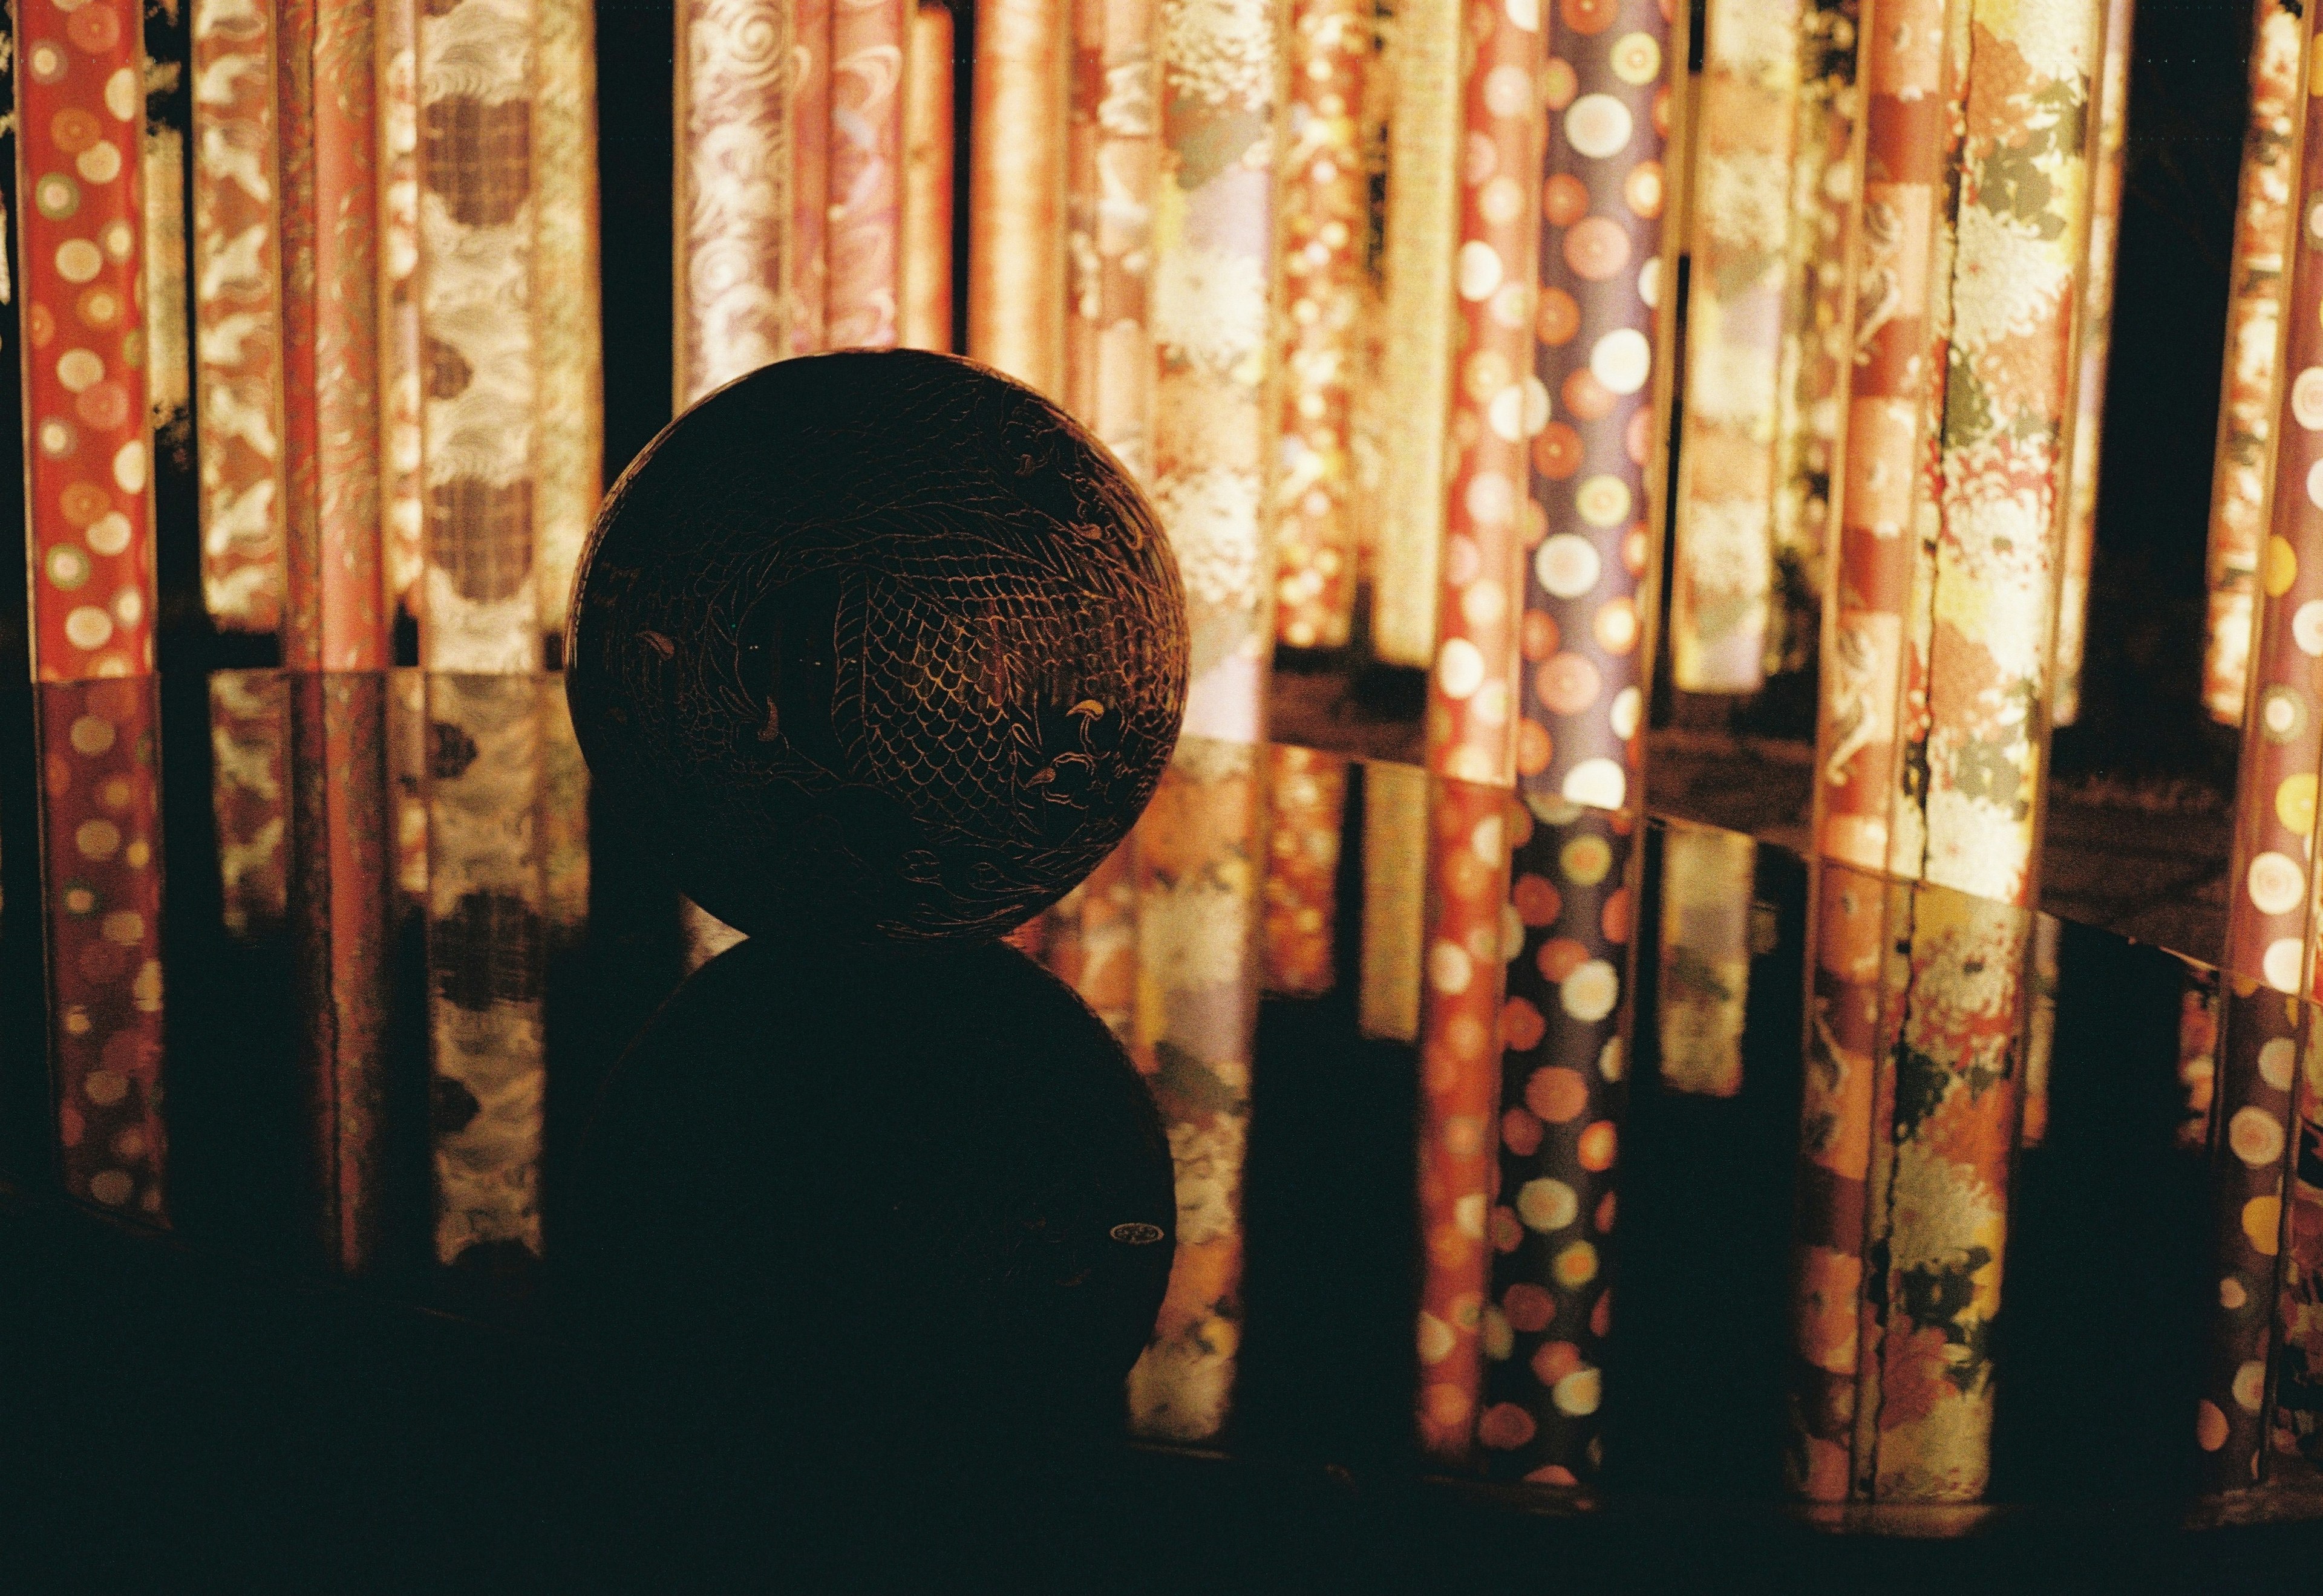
1167;1118;1247;1246
1705;1;1799;81
1991;2;2096;85
1698;149;1792;260
1949;203;2074;353
1160;0;1278;111
1157;464;1263;612
1681;498;1774;596
1144;869;1256;988
1154;240;1268;372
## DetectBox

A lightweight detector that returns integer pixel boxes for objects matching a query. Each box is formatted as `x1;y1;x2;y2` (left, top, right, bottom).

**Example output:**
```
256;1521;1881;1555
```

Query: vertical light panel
381;0;428;617
1767;0;1860;682
190;0;287;632
1655;822;1753;1099
40;677;170;1221
1668;0;1803;695
283;0;391;669
2204;0;2309;726
1420;0;1541;791
1126;737;1260;1443
535;0;605;634
1064;0;1158;478
1407;0;1544;1462
968;0;1067;393
900;1;955;353
18;5;160;680
1151;0;1281;742
2050;0;2133;726
1364;0;1462;670
288;673;396;1274
1812;0;1954;876
675;0;794;400
1260;745;1347;995
1270;0;1369;650
828;0;907;348
417;0;542;672
426;673;547;1268
210;668;290;937
2225;0;2323;1000
1893;0;2100;906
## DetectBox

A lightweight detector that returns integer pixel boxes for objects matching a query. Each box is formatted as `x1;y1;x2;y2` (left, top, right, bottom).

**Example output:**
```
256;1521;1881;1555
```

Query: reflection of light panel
1656;824;1753;1099
1260;746;1347;996
40;679;170;1222
210;671;290;938
290;674;396;1273
1125;738;1260;1444
426;675;549;1268
1356;761;1426;1043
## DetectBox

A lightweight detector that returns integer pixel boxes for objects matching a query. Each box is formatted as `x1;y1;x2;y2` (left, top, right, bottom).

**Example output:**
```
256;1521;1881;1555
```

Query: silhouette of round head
566;350;1187;940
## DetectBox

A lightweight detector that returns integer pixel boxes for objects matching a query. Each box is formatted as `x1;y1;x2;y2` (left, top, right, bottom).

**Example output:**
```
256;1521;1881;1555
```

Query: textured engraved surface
568;350;1189;940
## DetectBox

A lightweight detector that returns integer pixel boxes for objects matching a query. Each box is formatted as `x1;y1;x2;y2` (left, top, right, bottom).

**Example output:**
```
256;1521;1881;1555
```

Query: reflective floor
1;669;2320;1585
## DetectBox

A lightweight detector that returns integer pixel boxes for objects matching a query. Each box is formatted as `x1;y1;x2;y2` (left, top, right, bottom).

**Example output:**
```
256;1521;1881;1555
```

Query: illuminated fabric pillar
190;0;287;632
382;0;427;617
1813;0;1956;876
1260;745;1346;996
210;669;290;937
1151;0;1281;741
678;0;811;397
2195;981;2302;1487
2278;1026;2323;1467
1668;0;1803;694
40;679;169;1221
829;0;907;348
2204;0;2310;726
1465;0;1679;1484
1767;0;1861;682
2050;0;2132;726
1041;842;1139;1038
1362;0;1462;671
1064;0;1158;480
390;666;431;905
1884;0;2101;905
18;2;160;680
1655;823;1753;1099
288;673;396;1273
535;0;606;634
1270;0;1369;650
900;1;955;353
145;2;195;526
426;674;547;1269
2225;0;2323;1002
279;0;390;669
416;0;541;671
1357;759;1428;1044
2020;911;2060;1147
967;0;1067;393
1125;737;1260;1442
1408;0;1544;1461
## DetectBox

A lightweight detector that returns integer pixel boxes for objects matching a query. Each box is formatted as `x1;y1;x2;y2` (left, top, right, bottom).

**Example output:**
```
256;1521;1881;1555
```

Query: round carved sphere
566;350;1188;941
